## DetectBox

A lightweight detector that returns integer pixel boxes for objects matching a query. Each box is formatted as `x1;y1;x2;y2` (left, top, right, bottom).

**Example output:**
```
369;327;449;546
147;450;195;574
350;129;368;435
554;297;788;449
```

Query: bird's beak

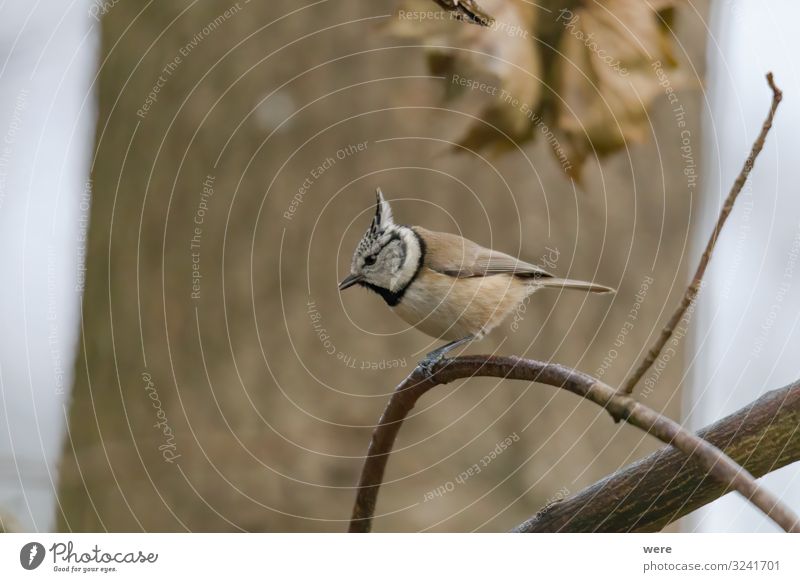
338;273;363;291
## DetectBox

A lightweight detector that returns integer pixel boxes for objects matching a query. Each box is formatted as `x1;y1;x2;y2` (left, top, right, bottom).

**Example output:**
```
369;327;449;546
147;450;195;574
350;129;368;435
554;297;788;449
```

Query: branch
431;0;495;26
620;72;783;395
348;356;800;533
513;381;800;532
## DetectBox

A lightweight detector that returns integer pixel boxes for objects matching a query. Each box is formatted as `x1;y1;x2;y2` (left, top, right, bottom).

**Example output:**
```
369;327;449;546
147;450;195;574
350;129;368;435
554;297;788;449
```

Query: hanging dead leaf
551;0;684;180
386;0;686;179
389;0;541;153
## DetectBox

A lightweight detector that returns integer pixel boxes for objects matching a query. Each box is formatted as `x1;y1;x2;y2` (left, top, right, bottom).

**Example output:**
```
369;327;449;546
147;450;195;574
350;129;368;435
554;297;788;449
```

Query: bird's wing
414;227;553;279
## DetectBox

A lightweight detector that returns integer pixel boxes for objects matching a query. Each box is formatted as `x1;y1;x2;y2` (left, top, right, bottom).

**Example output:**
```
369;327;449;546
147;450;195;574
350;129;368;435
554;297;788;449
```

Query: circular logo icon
19;542;46;570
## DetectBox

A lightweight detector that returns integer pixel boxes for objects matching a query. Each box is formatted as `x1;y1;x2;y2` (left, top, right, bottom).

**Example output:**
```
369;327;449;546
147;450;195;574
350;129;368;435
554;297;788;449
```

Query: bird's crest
357;188;395;254
371;187;393;232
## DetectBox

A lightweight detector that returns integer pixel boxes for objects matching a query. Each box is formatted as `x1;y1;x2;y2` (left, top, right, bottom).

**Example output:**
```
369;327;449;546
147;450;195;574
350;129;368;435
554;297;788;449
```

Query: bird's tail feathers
537;278;615;294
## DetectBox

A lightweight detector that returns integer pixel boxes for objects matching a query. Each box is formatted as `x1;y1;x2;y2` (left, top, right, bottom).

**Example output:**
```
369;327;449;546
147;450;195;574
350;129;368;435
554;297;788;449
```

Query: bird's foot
416;352;446;379
415;336;475;379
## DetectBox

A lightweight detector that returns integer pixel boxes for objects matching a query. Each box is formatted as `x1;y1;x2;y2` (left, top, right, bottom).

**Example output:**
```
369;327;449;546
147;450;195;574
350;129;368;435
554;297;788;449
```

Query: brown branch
432;0;495;26
620;72;783;395
513;381;800;532
348;355;800;533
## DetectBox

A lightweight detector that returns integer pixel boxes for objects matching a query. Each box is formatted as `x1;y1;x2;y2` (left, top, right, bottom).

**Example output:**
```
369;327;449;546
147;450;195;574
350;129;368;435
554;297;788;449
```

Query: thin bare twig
620;72;783;395
348;355;800;533
513;381;800;532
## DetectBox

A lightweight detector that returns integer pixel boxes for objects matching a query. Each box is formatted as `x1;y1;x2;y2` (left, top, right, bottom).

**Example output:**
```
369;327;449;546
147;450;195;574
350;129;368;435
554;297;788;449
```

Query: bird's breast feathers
392;267;530;341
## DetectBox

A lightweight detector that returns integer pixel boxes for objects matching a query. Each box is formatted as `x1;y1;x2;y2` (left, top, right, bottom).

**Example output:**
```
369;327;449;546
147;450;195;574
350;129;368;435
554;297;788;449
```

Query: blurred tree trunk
56;0;347;531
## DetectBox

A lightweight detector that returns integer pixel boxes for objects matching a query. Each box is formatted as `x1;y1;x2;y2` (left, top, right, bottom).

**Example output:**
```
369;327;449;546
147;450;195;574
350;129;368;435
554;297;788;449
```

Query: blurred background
0;0;798;532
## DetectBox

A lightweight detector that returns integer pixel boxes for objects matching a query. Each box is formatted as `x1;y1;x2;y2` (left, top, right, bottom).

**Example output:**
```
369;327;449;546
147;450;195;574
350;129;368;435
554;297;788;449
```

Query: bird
432;0;494;26
339;189;614;372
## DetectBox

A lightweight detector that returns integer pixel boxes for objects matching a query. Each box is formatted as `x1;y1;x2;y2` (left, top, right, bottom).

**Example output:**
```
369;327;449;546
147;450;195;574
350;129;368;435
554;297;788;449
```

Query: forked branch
348;356;800;533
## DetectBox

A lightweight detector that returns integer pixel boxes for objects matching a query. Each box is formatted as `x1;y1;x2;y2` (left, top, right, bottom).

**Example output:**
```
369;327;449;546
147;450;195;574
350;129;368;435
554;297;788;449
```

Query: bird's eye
364;254;377;266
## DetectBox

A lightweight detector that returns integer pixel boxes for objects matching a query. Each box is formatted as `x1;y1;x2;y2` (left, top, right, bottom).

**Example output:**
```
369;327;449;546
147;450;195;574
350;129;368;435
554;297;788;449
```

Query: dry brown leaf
552;0;683;179
389;0;541;153
387;0;686;179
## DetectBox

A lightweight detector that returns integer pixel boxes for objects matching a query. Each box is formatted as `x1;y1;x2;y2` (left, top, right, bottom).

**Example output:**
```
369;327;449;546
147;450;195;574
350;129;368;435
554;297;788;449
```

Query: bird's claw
416;353;445;378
